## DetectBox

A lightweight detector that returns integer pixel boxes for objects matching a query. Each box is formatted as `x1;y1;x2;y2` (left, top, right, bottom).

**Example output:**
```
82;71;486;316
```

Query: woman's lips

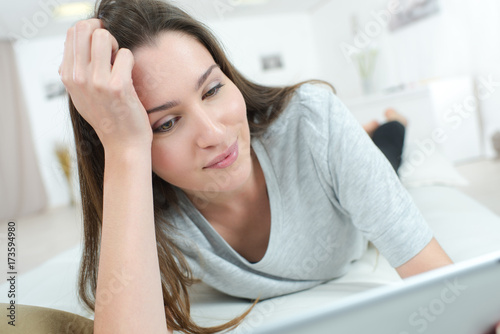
204;140;238;169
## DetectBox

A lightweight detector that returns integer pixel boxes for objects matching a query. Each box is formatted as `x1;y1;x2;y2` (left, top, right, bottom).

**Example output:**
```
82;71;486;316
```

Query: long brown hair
70;0;332;332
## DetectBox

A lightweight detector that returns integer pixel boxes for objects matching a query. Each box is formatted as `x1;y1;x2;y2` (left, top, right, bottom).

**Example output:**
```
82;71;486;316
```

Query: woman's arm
94;147;170;334
395;237;453;278
60;19;170;334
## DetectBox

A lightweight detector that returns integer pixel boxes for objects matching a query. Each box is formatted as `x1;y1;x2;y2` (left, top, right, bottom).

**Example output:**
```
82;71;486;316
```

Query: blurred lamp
53;2;94;20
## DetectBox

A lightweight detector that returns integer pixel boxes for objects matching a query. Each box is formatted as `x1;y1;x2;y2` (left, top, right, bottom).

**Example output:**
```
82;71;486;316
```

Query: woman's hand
59;19;152;152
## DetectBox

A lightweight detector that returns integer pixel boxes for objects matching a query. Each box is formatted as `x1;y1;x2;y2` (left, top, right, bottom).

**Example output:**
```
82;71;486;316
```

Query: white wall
14;35;76;209
311;0;500;157
310;0;367;98
207;12;320;86
466;0;500;157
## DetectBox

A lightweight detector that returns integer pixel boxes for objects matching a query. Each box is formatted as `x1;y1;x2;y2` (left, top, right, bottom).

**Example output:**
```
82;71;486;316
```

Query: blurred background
0;0;500;271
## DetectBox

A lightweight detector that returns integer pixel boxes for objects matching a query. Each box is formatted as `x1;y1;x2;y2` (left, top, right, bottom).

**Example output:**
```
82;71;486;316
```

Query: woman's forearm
396;237;453;279
94;146;169;334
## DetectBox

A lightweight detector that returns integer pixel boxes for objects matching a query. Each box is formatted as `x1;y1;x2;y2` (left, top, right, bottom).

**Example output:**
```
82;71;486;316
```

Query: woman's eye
154;117;180;133
203;83;224;100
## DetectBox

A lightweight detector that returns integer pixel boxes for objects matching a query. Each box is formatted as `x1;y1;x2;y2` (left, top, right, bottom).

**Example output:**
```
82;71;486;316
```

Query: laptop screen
253;251;500;334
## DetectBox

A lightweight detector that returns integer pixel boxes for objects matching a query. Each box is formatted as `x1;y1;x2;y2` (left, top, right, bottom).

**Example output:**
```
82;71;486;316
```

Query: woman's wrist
103;140;152;157
103;141;152;162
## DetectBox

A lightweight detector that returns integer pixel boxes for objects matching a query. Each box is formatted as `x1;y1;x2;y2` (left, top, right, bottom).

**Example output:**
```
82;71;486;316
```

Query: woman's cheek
151;141;173;176
227;86;247;121
151;137;194;180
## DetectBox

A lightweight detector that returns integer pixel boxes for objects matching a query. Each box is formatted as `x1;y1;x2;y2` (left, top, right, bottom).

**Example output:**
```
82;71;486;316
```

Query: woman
59;0;453;333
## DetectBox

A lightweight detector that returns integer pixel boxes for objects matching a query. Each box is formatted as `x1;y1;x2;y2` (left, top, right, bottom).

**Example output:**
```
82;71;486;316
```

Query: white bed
1;107;500;332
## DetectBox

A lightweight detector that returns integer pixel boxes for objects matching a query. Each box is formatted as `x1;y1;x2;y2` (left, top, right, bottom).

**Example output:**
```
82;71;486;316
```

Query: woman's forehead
133;32;214;81
131;32;218;104
134;32;212;66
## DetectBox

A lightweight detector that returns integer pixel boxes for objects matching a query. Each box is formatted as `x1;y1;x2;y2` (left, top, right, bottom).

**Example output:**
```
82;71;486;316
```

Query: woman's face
132;31;252;199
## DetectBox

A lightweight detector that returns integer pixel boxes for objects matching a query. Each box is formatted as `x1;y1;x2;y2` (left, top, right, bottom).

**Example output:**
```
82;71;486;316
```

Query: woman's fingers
90;28;118;84
60;19;95;84
59;26;75;84
71;19;111;84
59;19;151;149
110;48;143;112
73;20;94;83
110;33;119;64
90;19;119;74
110;48;135;88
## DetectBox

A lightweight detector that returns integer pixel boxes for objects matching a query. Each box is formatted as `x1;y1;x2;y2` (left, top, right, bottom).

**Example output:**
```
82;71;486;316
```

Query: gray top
167;83;433;300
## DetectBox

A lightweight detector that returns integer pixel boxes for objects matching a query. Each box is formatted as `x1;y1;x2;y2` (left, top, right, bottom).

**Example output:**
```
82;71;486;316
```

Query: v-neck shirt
165;83;433;300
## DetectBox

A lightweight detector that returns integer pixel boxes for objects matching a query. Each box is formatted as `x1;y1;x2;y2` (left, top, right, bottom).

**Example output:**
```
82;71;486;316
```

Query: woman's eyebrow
196;64;219;90
146;100;180;114
146;64;220;115
146;64;219;114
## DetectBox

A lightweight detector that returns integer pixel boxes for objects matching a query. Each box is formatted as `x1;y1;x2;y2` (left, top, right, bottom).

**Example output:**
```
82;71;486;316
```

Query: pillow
398;142;469;188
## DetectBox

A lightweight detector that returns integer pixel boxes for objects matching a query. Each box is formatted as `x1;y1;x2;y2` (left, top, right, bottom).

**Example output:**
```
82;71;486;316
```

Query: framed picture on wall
389;0;440;31
261;54;284;71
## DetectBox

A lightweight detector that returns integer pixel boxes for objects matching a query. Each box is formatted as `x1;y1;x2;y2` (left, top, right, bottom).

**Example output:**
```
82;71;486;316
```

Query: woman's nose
192;107;226;149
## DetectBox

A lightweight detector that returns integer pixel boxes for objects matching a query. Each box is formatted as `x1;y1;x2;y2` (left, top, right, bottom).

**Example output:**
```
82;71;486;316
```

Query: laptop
252;251;500;334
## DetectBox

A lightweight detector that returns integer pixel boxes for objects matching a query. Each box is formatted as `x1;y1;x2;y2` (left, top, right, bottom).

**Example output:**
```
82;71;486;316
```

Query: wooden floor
1;158;499;275
0;204;83;275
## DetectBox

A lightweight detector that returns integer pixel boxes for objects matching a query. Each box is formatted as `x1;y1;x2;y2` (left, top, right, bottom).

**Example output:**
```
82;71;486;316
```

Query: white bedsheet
408;186;500;261
1;186;499;332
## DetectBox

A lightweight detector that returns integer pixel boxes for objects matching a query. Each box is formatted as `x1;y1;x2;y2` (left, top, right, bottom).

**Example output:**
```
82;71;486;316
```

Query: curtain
0;40;47;221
